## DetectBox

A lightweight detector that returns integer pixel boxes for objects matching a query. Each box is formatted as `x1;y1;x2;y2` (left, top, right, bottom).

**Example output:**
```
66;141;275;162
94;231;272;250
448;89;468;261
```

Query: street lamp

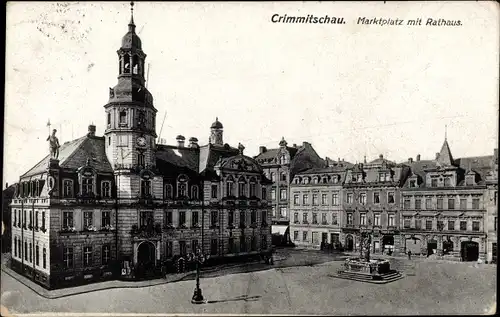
190;247;210;304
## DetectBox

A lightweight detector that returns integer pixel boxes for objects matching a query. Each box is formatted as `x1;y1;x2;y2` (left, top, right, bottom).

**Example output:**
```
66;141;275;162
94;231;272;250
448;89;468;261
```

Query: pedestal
191;288;205;304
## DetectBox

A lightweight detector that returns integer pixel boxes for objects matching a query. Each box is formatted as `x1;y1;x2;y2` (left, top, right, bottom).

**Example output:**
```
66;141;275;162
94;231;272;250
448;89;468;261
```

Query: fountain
333;232;403;284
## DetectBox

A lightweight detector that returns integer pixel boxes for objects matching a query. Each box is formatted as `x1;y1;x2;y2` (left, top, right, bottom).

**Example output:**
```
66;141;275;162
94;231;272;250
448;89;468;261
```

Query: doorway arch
461;241;479;261
443;239;454;255
427;239;438;256
137;241;156;278
345;235;354;251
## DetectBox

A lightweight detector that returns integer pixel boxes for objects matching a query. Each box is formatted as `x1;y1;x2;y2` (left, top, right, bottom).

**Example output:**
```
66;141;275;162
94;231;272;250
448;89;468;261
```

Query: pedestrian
408;250;412;260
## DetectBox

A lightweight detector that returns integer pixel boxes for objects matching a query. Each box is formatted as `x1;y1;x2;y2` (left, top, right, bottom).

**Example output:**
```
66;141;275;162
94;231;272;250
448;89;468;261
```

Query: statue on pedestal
47;129;60;160
359;231;371;262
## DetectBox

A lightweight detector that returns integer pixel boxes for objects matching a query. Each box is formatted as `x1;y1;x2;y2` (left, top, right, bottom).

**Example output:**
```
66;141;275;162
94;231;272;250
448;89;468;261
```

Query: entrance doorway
382;235;394;254
427;239;438;256
137;241;156;278
345;235;354;251
443;239;454;255
461;241;479;262
331;233;340;249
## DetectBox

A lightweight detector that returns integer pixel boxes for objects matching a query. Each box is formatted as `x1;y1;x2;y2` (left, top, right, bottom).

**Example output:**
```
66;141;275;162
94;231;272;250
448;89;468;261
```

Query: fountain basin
332;257;403;284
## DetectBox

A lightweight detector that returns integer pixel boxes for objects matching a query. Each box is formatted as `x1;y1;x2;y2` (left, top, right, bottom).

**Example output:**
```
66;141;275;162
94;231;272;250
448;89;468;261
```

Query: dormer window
409;179;417;188
294;177;300;184
82;177;94;195
164;184;173;199
101;181;111;198
357;174;363;182
312;177;319;184
63;179;73;198
333;176;339;184
280;172;287;181
465;175;475;186
444;177;451;187
303;177;309;185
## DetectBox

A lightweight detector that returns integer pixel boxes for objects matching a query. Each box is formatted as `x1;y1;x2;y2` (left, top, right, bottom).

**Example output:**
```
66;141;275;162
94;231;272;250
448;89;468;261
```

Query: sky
4;1;499;186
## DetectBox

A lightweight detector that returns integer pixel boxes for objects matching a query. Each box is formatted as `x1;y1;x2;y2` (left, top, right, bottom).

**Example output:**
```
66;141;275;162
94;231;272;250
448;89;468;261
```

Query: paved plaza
1;250;497;315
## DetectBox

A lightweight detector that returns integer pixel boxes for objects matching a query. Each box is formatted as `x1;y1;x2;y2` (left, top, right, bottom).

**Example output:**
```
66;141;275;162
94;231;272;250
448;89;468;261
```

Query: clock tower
104;2;158;197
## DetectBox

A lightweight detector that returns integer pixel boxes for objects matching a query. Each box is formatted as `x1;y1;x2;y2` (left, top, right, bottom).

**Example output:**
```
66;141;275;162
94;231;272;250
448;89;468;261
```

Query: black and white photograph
1;1;498;316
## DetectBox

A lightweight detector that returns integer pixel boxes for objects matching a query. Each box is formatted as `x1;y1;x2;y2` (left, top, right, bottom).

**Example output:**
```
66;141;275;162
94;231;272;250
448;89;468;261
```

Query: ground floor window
83;246;92;267
240;235;246;252
294;231;299;241
36;245;40;266
102;245;111;265
43;247;47;268
166;241;173;258
210;239;218;255
63;247;74;268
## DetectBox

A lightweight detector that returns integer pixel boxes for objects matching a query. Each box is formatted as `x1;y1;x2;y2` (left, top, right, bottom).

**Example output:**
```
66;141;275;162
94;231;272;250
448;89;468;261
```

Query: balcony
191;223;201;230
131;223;162;238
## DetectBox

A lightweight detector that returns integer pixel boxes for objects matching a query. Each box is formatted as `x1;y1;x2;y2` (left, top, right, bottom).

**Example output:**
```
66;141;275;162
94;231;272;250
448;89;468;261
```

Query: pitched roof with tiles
21;135;113;178
254;147;299;162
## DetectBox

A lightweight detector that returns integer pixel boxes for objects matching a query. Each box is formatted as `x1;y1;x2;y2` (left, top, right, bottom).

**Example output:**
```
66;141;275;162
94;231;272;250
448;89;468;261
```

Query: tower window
124;54;130;73
138;152;145;166
107;113;111;126
119;111;127;125
132;55;139;74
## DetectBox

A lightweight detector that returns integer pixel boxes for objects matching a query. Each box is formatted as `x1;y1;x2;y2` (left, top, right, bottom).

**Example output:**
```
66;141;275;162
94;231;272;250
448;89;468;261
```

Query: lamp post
190;247;209;304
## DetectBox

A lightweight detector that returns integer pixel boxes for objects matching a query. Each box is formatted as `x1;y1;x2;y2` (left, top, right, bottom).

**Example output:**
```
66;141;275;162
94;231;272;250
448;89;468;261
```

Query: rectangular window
302;231;308;242
294;194;299;205
101;182;111;198
35;211;39;229
210;239;218;255
415;219;422;229
303;194;309;205
140;180;151;196
165;211;173;226
251;210;257;224
240;211;246;227
238;182;246;197
83;246;92;267
359;193;366;205
228;211;234;226
312;194;318;206
431;179;438;187
179;241;187;256
29;242;32;263
472;221;480;232
23;210;26;227
437;198;443;209
63;211;73;229
14;237;17;257
240;235;246;252
192;240;199;254
403;218;411;229
495;217;497;231
332;193;339;206
166;241;173;257
460;221;467;231
82;177;93;195
210;211;218;227
448;198;455;210
24;241;28;260
271;188;276;200
322;213;327;224
302;213;308;224
43;248;46;269
404;199;411;209
437;220;444;231
83;211;93;228
360;213;366;225
347;213;353;225
280;189;287;200
374;214;381;226
332;213;338;225
179;211;186;227
63;180;73;198
13;210;16;228
447;220;455;231
139;211;153;227
63;247;74;268
387;192;395;204
271;206;276;218
102;245;111;265
294;212;299;223
211;184;218;199
279;207;287;218
426;220;433;230
250;236;257;251
312;213;318;224
261;210;267;225
373;192;380;204
472;198;480;210
228;238;234;253
102;211;111;227
192;211;199;227
119;111;127;124
460;198;467;210
261;188;267;200
250;183;256;197
347;193;353;204
294;231;299;241
321;194;328;205
409;180;417;188
388;214;395;226
425;198;432;209
415;199;421;210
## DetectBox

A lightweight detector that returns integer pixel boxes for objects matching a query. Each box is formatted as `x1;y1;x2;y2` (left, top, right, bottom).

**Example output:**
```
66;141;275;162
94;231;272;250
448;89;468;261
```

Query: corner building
10;9;272;289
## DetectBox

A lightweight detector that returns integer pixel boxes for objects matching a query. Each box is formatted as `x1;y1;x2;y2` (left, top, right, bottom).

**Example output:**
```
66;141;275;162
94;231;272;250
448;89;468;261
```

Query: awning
272;225;288;235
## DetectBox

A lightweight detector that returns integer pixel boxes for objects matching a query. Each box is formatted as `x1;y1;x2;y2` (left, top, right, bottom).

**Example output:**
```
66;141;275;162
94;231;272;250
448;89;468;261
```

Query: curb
2;266;194;299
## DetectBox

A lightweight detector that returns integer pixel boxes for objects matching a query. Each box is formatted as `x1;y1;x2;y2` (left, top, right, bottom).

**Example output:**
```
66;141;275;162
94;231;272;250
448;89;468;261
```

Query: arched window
177;174;189;198
119;111;127;125
164;184;173;199
191;185;199;200
132;55;139;74
226;176;234;197
124;54;130;73
101;181;111;198
140;179;151;197
280;172;287;181
249;177;257;197
238;176;247;197
107;113;111;126
137;152;145;167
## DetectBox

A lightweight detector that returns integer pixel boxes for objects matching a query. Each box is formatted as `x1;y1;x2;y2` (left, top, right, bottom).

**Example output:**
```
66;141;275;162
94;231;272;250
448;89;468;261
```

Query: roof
455;155;493;184
155;145;199;174
325;158;354;168
210;117;223;129
437;139;454;166
298;165;349;175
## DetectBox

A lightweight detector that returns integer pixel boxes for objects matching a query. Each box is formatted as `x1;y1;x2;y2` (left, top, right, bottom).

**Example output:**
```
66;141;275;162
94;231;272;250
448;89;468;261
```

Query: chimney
408;157;413;163
436;152;440;160
259;146;267;154
364;156;367;164
379;154;384;159
302;141;310;147
87;124;96;137
188;137;199;148
176;135;185;148
416;154;421;161
5;182;8;189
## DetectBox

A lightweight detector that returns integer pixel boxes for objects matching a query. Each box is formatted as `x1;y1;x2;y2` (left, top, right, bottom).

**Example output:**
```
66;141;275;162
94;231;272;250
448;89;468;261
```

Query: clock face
137;137;147;147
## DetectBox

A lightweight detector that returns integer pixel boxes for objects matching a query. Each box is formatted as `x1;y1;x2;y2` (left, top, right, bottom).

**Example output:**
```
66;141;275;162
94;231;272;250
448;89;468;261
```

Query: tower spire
129;1;135;31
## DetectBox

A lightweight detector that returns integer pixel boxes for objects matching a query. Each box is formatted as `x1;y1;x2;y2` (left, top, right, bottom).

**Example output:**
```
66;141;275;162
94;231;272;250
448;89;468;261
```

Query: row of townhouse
287;139;498;263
